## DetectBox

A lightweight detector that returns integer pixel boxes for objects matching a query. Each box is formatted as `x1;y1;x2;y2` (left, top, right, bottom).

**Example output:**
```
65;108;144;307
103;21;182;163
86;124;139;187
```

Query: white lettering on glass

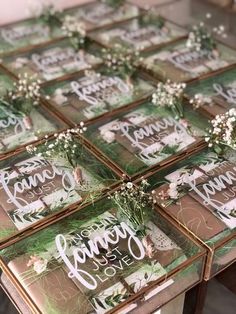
55;222;145;290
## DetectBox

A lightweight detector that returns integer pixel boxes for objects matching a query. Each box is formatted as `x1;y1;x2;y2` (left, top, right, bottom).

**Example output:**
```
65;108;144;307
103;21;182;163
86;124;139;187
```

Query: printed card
4;200;187;313
152;151;236;235
0;106;63;155
85;101;205;176
0;142;117;235
186;68;236;116
142;40;236;82
0;19;61;54
2;40;102;83
90;18;186;50
64;2;139;30
43;68;154;123
0;156;81;230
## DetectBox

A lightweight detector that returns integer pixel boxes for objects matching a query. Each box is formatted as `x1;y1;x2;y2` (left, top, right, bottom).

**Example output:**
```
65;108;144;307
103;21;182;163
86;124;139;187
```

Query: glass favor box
89;16;186;51
83;99;208;179
0;18;62;56
63;1;140;31
141;39;236;83
186;67;236;117
0;137;119;246
0;101;66;158
43;67;154;125
0;67;15;95
0;197;206;314
0;273;186;314
1;39;102;84
139;148;236;279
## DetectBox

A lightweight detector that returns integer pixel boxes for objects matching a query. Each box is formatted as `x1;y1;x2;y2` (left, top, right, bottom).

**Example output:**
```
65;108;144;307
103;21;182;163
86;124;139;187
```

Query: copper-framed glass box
136;147;236;280
0;136;120;246
82;98;208;179
0;196;206;314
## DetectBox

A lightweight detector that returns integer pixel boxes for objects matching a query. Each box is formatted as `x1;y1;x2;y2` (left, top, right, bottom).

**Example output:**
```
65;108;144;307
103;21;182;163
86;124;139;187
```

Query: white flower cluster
27;255;48;275
102;45;142;77
205;109;236;149
27;123;87;158
30;2;61;18
167;182;179;199
84;69;101;80
186;22;215;52
152;80;186;108
9;73;41;105
189;93;213;109
62;15;86;39
212;25;227;38
158;182;179;204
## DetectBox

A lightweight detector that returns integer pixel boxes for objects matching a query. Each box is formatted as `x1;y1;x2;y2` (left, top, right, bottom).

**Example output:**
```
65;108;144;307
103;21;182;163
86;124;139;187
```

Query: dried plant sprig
62;16;87;51
101;0;125;9
205;108;236;154
152;80;186;119
186;22;217;53
109;180;156;258
0;73;42;129
27;123;87;183
39;4;63;30
102;45;142;84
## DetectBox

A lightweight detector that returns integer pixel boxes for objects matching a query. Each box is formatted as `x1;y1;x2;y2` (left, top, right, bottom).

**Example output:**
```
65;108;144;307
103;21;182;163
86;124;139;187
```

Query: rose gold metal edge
0;259;41;313
0;186;206;313
0;282;22;314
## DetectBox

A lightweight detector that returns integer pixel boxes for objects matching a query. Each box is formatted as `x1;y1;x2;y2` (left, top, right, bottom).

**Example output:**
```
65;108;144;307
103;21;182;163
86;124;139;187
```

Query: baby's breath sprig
152;80;185;119
186;22;218;54
139;13;166;30
39;4;63;30
101;0;125;9
0;73;42;129
27;123;87;184
109;179;156;258
102;45;142;87
189;93;213;110
62;16;87;52
205;108;236;155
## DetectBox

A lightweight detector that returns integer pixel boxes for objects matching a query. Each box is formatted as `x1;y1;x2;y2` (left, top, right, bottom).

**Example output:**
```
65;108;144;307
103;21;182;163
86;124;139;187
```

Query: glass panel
141;39;236;82
0;198;203;314
43;67;154;124
84;100;208;176
128;258;203;314
186;67;236;116
212;237;236;277
2;39;102;83
90;17;186;51
0;105;65;156
142;148;236;276
0;139;118;242
0;18;62;54
63;2;139;31
0;69;14;95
